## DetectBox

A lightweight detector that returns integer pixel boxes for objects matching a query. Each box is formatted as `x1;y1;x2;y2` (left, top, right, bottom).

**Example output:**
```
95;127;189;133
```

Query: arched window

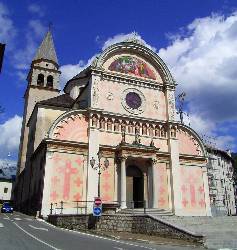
114;119;120;132
37;74;44;86
92;115;98;127
142;124;147;135
99;118;105;130
47;75;53;87
128;122;133;134
107;119;112;131
148;125;154;137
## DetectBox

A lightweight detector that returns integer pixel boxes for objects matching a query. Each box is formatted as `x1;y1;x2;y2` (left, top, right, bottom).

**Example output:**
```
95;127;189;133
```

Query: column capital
117;155;127;163
150;157;158;165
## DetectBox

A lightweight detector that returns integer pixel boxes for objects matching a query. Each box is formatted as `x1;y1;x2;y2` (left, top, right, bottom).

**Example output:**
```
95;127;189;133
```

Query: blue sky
0;0;237;165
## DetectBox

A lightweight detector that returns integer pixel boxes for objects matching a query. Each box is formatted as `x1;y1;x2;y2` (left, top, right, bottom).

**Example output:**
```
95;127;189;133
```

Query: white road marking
29;224;49;231
113;247;125;250
14;218;22;221
38;219;156;250
0;223;4;228
3;217;10;220
25;218;33;221
13;222;60;250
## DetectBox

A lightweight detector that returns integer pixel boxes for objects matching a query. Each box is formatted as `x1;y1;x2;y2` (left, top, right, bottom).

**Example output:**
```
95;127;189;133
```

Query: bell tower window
37;74;44;86
47;75;53;88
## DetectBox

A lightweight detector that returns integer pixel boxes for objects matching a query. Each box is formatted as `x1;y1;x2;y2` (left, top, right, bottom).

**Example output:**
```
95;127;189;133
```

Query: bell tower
17;30;61;175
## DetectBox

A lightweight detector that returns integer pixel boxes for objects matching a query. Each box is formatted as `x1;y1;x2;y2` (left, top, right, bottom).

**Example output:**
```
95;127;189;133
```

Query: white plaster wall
0;182;12;201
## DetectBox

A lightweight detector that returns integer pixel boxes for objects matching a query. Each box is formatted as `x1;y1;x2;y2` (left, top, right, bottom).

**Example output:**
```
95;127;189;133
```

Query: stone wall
48;214;203;244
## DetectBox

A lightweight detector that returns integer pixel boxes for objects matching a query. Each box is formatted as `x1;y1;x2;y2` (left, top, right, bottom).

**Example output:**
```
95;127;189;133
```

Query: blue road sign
93;206;102;216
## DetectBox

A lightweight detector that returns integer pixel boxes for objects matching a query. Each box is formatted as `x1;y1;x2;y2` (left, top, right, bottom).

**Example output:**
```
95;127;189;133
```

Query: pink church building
14;31;211;218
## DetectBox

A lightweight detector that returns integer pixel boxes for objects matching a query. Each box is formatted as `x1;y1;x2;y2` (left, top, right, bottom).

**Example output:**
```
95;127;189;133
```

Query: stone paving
159;215;237;249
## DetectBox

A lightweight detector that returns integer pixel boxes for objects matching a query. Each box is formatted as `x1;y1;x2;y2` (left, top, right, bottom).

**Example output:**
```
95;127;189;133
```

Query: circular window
125;92;142;109
121;88;146;115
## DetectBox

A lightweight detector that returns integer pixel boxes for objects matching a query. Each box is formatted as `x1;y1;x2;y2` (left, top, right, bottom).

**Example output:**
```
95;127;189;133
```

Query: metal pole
60;201;63;214
98;168;101;198
144;200;146;214
50;203;53;215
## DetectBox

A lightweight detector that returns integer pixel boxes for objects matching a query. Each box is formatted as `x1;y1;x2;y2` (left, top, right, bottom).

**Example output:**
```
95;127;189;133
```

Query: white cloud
60;60;86;85
28;3;44;17
60;32;156;88
0;115;22;160
29;19;46;38
158;12;237;151
102;32;156;52
0;2;16;47
60;55;98;88
13;19;47;71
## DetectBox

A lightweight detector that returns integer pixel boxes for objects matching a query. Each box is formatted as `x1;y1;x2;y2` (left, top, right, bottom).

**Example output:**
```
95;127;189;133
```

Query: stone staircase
158;215;237;249
119;208;173;216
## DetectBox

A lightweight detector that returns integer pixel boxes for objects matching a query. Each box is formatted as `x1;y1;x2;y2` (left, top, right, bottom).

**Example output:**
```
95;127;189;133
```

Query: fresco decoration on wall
100;158;114;203
50;153;84;206
157;163;169;209
108;56;156;80
180;166;206;211
52;114;88;143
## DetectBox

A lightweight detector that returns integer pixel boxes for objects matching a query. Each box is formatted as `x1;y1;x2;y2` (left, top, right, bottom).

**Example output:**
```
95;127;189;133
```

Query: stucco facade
14;32;211;218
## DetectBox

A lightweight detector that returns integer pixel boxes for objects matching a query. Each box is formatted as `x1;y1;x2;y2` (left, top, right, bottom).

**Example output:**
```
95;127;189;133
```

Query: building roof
33;31;58;63
206;145;234;162
38;94;74;108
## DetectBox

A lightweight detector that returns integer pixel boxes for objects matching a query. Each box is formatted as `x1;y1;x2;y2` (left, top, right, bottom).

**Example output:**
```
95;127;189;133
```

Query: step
119;208;173;216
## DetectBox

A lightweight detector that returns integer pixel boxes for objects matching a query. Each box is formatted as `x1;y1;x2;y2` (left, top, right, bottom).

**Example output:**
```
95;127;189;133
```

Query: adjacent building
13;31;212;218
0;178;13;202
206;147;235;215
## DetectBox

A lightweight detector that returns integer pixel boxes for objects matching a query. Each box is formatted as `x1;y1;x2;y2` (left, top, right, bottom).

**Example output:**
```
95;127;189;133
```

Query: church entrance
126;165;144;208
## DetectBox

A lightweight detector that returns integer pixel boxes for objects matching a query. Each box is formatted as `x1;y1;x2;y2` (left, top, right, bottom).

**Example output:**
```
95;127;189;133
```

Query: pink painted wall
52;115;88;143
49;152;85;206
157;163;169;209
100;158;115;203
179;166;206;213
177;129;202;156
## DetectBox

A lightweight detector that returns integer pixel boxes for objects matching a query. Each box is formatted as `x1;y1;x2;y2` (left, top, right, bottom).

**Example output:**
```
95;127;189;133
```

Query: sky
0;0;237;168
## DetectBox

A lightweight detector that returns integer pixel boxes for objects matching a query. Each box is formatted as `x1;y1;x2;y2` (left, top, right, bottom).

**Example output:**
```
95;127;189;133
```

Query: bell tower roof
33;30;58;64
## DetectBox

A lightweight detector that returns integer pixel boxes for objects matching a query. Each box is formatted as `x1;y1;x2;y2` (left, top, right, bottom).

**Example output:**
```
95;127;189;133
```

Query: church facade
14;31;212;217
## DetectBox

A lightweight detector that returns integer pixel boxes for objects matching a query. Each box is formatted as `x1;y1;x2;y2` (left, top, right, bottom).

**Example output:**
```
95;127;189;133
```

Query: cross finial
48;22;53;32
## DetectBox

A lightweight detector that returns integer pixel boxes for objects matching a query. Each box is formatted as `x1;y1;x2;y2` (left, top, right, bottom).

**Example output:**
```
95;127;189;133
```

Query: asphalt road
0;212;203;250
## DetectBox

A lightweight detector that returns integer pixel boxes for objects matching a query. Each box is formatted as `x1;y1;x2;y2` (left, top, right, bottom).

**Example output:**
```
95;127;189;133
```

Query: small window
37;74;44;86
46;75;53;87
4;188;8;193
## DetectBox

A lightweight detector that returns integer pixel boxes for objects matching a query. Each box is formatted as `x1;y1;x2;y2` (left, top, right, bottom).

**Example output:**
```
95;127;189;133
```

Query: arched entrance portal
126;165;144;208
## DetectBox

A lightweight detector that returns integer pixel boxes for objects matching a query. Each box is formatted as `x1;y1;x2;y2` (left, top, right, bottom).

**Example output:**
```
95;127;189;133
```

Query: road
0;212;203;250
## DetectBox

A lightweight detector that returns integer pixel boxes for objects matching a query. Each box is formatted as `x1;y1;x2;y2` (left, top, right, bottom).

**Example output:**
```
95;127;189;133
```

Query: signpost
93;197;102;217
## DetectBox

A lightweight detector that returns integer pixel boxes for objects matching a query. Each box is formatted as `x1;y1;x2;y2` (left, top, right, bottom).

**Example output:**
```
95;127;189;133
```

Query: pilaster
168;133;182;215
164;85;176;121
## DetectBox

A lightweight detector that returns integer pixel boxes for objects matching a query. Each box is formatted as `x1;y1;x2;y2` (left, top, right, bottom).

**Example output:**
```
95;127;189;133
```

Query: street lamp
90;151;109;197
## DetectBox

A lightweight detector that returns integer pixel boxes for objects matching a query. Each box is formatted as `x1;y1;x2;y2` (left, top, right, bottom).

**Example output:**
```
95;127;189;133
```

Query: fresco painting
50;152;85;206
100;158;115;203
108;56;156;80
157;163;169;209
180;166;206;212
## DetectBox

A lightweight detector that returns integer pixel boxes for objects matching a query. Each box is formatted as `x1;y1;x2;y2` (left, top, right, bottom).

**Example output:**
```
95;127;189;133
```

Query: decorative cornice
32;65;61;74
